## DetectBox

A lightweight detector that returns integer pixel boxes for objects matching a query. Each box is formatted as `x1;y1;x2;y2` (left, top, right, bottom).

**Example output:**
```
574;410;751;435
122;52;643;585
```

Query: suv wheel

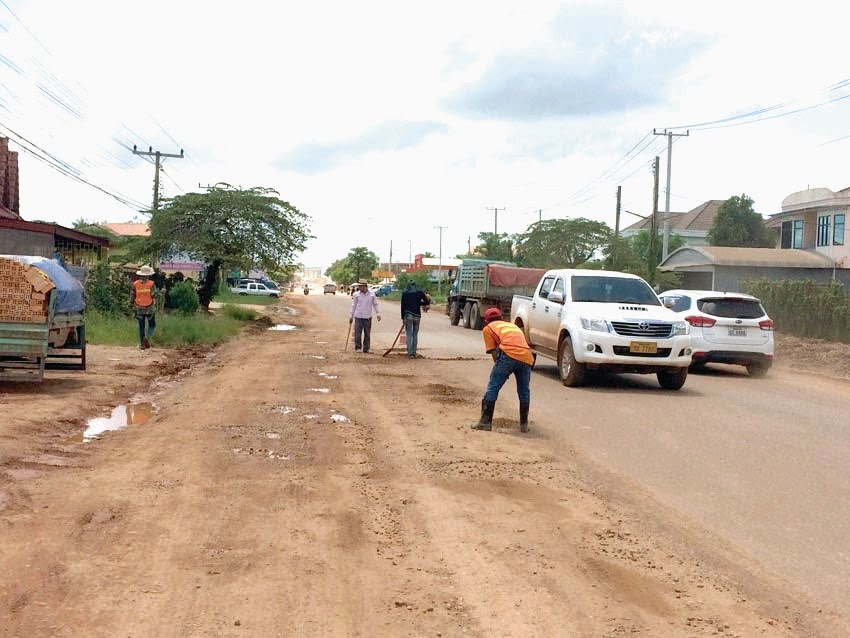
746;361;770;377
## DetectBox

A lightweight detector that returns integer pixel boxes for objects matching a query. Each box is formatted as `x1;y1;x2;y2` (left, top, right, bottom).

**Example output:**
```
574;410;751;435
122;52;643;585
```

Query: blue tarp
2;255;86;314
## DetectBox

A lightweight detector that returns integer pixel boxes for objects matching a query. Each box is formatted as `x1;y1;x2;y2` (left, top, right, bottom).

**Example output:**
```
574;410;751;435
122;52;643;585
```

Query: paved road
313;292;850;621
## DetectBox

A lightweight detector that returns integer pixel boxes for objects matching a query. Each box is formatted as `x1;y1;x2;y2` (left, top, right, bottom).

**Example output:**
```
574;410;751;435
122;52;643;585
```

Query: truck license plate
728;327;747;337
629;341;657;354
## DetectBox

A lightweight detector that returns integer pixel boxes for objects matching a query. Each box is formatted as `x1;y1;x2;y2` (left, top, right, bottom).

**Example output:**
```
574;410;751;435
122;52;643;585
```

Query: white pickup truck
510;269;692;390
230;282;280;298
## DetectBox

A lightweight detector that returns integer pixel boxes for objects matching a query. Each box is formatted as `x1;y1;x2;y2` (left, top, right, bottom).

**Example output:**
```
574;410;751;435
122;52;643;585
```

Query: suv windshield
697;298;765;319
571;276;660;305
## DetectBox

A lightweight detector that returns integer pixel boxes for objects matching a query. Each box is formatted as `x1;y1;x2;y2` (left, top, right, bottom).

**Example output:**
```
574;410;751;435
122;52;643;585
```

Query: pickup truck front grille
610;321;673;338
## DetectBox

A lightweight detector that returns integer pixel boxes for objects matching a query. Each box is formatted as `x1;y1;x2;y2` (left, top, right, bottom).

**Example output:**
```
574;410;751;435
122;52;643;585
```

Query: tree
473;232;513;262
708;194;773;247
144;185;311;308
324;247;380;285
513;218;611;268
601;230;685;289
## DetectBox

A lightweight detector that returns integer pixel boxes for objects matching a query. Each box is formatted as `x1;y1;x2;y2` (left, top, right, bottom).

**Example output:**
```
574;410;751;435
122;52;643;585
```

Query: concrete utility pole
614;186;622;270
434;225;447;294
650;157;660;284
486;207;505;235
133;145;183;210
653;128;689;259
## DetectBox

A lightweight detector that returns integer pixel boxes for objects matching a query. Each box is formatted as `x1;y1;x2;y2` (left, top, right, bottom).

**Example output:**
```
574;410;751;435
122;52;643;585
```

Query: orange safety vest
482;320;534;365
133;279;155;307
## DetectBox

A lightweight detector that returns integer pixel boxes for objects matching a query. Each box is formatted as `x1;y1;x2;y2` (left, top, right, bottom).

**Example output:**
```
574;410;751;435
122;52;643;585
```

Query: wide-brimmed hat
357;278;369;286
136;265;155;276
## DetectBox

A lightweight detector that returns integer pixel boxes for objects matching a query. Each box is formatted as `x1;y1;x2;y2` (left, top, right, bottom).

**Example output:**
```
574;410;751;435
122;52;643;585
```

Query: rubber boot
471;400;495;431
519;403;530;433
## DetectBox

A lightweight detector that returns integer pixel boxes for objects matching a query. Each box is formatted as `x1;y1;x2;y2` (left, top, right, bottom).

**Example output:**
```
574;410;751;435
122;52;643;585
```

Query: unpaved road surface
2;295;849;637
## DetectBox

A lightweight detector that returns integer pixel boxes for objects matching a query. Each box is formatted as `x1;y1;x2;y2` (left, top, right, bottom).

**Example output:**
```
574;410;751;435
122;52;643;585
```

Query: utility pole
614;186;622;270
537;209;543;223
653;128;689;259
389;240;393;280
434;225;447;295
649;157;660;285
133;145;184;210
486;206;505;235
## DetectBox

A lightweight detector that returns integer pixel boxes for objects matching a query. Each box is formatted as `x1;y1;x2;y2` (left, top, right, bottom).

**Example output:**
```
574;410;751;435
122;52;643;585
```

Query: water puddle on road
268;324;297;331
318;372;338;379
83;402;156;441
307;388;330;393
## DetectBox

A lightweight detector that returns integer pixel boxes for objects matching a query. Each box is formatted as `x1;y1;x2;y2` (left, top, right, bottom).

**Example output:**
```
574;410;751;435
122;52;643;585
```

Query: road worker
130;265;157;349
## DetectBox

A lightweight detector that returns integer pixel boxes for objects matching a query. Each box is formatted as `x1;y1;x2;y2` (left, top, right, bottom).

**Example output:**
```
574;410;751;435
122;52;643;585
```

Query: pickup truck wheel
449;301;461;326
657;367;688;390
470;304;484;330
557;337;585;387
462;302;473;328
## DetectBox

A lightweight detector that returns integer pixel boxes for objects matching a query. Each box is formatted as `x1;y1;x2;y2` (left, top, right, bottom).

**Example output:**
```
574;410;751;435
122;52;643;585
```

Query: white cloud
1;0;849;269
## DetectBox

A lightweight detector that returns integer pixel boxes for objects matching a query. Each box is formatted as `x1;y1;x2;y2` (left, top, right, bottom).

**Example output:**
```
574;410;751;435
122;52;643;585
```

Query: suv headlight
580;317;610;332
670;321;689;336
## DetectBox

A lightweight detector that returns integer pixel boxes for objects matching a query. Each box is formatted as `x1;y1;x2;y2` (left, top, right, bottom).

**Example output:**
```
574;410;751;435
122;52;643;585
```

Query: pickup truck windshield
571;276;660;305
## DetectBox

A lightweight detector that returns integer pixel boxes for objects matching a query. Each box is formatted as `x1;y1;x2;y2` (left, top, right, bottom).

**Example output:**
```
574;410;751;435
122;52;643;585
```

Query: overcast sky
2;0;848;271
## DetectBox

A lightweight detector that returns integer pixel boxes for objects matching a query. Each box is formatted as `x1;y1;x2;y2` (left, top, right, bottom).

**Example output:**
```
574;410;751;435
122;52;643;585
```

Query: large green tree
473;232;514;262
144;185;311;308
708;194;773;247
514;218;611;268
325;247;379;284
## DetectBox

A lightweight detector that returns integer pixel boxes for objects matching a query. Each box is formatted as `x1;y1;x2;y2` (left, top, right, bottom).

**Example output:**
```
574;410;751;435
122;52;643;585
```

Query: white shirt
350;290;380;319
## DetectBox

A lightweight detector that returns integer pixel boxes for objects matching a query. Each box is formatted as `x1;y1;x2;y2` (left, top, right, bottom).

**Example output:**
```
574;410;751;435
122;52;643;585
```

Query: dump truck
446;259;547;330
0;255;87;382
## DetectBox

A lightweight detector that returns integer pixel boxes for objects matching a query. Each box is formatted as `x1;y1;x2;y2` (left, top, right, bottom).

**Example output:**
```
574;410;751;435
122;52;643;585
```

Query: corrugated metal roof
660;245;836;269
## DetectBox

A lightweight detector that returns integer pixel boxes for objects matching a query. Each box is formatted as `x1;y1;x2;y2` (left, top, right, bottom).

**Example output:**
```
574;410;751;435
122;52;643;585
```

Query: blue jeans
136;313;156;344
404;312;421;356
353;317;372;352
484;351;531;403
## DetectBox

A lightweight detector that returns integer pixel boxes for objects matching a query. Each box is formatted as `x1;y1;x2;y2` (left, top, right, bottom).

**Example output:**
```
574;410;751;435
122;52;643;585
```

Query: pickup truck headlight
670;321;689;336
580;317;610;332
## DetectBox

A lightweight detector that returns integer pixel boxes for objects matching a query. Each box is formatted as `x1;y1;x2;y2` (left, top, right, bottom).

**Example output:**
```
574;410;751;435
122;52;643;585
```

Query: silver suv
660;289;774;377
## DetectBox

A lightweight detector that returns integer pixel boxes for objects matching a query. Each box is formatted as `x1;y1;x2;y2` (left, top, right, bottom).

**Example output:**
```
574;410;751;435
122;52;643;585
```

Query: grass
86;308;257;348
214;290;281;305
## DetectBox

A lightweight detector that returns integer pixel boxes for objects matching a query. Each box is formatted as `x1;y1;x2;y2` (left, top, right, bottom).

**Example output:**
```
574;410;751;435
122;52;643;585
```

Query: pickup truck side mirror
662;297;676;309
547;290;565;304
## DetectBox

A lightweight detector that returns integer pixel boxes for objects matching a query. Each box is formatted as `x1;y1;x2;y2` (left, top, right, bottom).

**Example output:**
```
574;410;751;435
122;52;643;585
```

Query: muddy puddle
268;324;297;331
83;401;156;441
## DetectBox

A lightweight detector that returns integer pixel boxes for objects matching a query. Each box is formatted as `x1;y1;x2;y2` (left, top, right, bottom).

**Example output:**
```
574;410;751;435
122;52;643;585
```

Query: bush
168;280;200;315
85;262;131;315
220;304;259;321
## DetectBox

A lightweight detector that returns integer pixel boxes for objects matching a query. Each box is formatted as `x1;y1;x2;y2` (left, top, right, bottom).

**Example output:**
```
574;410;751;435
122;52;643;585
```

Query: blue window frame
834;214;845;246
817;215;831;247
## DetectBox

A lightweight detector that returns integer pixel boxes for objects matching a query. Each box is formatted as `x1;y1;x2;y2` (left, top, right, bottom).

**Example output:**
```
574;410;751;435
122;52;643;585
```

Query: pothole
268;324;297;331
84;401;156;441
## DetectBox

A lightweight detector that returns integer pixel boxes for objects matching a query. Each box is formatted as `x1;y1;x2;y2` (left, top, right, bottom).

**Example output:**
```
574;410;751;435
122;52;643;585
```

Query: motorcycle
303;286;310;295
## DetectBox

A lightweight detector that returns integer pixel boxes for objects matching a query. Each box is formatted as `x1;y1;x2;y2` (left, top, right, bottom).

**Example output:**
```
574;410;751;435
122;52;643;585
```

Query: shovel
343;320;352;351
382;323;405;357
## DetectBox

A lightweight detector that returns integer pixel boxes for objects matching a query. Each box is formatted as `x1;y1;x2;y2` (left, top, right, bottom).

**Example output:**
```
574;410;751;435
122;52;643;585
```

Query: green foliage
473;232;514;262
144;185;312;307
85;310;250;347
219;304;259;321
601;231;684;289
514;218;611;268
708;195;773;247
85;262;132;315
168;280;200;315
214;289;280;305
325;247;379;284
395;271;433;293
742;278;850;342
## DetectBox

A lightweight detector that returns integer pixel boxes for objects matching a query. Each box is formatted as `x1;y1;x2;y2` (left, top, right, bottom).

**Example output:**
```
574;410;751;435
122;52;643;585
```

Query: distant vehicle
323;283;337;295
375;284;394;297
230;282;280;298
659;289;774;377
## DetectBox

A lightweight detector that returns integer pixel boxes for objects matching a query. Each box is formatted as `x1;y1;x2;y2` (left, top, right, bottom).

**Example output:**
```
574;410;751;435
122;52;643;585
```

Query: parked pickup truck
230;282;280;297
510;269;692;390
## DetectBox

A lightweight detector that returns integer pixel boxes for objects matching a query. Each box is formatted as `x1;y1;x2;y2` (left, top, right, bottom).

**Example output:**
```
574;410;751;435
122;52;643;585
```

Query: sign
371;270;393;278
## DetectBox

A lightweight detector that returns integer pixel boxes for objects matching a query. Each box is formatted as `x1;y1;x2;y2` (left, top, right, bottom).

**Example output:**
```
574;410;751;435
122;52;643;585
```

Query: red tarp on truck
487;264;547;288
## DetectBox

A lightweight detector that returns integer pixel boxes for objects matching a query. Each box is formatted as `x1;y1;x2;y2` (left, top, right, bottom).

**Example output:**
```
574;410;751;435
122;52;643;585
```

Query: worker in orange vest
472;307;534;433
130;265;158;349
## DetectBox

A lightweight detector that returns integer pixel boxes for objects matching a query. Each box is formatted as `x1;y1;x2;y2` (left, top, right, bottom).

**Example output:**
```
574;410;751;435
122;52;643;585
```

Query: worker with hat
130;265;158;349
472;307;533;433
349;279;381;353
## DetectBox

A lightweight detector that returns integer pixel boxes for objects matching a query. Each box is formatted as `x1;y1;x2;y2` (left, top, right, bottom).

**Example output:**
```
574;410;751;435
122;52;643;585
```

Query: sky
2;0;849;273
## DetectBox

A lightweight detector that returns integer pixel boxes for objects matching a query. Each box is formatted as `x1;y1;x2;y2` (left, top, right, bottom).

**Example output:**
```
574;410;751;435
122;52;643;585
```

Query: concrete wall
714;266;850;293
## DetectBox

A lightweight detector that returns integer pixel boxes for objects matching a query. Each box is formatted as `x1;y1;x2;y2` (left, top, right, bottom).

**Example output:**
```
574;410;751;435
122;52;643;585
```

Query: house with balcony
767;187;848;266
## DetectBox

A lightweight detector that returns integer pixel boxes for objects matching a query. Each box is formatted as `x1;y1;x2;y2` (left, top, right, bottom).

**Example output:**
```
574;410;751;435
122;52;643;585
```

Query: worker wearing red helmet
472;307;534;433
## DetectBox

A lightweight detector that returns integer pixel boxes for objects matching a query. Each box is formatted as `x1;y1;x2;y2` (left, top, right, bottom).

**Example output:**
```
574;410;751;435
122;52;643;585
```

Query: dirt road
1;296;848;637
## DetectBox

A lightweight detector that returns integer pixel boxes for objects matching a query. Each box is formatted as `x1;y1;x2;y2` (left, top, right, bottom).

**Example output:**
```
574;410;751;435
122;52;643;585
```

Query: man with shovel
349;279;381;353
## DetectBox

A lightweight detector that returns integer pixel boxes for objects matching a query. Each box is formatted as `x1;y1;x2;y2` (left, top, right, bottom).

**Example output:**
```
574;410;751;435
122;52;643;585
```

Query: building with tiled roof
99;222;150;237
620;200;726;246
